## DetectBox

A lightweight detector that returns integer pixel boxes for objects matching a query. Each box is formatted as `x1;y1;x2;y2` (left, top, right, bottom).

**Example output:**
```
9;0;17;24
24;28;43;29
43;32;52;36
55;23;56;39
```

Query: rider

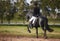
29;2;41;26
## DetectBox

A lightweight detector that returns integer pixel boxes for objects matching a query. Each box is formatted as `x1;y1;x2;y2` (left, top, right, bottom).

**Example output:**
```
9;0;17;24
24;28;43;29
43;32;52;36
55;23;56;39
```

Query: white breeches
29;16;37;24
29;16;42;25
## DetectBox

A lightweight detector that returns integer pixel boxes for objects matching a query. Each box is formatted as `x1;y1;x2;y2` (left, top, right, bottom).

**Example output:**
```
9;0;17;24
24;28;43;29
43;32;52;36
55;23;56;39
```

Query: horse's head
26;13;32;22
25;10;33;22
26;15;30;22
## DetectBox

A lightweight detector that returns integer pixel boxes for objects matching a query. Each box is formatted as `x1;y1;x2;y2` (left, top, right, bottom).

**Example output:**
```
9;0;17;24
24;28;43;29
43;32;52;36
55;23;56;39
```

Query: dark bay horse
26;10;53;38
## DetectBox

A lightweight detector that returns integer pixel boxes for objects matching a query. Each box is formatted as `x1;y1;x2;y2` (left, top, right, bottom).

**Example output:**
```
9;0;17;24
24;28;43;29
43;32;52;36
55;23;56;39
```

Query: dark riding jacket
33;7;41;17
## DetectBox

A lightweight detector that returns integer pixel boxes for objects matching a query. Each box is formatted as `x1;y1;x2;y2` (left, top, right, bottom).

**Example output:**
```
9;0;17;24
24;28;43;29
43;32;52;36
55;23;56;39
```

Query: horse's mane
26;9;33;18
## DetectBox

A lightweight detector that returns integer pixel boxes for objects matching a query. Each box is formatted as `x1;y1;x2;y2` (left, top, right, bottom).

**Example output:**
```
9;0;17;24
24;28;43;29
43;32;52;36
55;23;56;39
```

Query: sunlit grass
0;26;60;38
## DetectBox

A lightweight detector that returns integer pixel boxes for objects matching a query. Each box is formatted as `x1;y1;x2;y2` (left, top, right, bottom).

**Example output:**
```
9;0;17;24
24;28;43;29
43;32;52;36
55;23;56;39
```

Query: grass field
0;26;60;39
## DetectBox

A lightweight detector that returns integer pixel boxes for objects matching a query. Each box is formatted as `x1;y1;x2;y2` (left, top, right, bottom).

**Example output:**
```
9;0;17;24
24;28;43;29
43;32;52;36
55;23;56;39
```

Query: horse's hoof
37;37;38;38
44;36;48;39
28;30;31;33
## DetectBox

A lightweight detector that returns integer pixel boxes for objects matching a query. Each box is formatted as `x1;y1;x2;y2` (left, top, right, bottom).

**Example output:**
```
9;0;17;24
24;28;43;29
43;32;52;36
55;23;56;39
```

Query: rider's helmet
34;1;38;6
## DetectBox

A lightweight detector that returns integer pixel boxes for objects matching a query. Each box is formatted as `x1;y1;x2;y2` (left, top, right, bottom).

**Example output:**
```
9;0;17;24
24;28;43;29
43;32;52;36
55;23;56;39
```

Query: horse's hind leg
44;17;53;32
41;25;47;39
40;20;47;39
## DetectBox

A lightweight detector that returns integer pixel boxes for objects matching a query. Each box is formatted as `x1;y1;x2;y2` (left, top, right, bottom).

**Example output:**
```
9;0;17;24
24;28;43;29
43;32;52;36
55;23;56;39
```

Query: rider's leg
29;16;34;28
32;16;37;26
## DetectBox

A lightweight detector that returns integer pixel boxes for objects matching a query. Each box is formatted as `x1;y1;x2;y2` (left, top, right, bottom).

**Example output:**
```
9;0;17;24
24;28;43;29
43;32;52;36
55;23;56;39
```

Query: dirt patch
0;36;60;41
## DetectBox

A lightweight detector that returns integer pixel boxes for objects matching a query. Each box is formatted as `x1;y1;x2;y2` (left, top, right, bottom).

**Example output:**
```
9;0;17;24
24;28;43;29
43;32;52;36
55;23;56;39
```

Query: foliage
0;1;11;23
0;0;60;23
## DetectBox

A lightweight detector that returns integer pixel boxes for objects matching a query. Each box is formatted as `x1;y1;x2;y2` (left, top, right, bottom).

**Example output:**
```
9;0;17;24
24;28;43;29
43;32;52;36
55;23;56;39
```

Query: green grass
48;18;60;23
1;17;60;23
0;26;60;38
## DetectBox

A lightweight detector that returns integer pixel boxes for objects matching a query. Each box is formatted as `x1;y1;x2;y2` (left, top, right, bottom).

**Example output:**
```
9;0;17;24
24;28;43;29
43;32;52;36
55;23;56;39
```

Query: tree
16;0;29;24
6;0;18;24
0;0;18;24
0;1;10;23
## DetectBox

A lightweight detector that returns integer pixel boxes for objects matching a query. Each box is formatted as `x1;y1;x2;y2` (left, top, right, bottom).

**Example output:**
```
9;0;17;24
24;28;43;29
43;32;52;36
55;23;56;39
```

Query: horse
25;10;53;38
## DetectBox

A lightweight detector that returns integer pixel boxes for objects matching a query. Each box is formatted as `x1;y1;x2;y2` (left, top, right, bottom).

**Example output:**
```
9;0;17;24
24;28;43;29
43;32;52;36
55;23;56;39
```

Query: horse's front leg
35;27;38;38
27;24;31;33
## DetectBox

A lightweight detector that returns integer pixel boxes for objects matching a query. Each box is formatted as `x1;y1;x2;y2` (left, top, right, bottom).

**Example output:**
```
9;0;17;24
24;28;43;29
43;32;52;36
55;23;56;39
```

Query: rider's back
33;6;41;17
